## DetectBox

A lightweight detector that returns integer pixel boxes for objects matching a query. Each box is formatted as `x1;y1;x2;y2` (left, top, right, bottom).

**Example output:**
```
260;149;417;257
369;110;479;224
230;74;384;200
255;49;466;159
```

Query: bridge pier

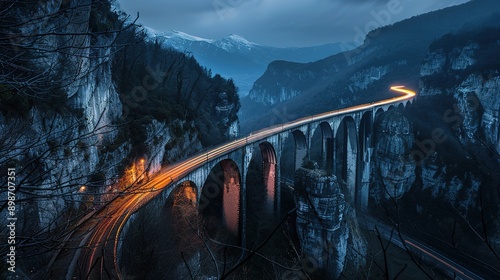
357;148;372;212
355;111;374;211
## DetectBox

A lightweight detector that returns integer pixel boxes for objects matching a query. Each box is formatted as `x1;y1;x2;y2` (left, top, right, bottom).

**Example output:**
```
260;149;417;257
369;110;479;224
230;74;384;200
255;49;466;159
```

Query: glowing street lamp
79;185;87;193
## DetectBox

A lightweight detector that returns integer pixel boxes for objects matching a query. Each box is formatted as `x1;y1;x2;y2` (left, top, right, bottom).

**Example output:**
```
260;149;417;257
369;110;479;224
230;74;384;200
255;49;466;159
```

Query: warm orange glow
390;85;416;97
140;159;145;164
223;178;240;236
183;186;197;204
79;185;87;193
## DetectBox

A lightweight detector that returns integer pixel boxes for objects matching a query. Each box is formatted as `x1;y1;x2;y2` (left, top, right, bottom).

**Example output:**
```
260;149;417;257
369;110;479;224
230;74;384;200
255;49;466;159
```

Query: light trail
68;86;416;279
361;214;483;280
405;240;475;280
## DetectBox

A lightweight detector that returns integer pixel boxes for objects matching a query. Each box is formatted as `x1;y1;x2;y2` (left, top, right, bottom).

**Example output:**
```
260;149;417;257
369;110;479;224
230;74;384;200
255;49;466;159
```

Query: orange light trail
74;86;416;279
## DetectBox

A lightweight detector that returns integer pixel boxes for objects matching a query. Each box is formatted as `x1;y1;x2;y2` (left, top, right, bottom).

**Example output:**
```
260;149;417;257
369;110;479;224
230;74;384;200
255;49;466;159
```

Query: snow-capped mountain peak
139;28;350;97
226;34;256;45
142;28;258;52
143;27;214;43
215;34;257;51
164;30;214;43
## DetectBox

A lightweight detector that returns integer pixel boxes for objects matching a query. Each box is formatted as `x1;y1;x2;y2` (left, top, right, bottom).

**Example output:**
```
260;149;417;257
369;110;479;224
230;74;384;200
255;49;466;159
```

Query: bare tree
0;0;136;99
0;1;143;278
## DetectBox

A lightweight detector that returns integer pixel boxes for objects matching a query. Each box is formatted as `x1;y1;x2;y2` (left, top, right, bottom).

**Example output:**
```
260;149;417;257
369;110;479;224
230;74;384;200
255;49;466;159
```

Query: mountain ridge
142;27;355;96
240;0;500;133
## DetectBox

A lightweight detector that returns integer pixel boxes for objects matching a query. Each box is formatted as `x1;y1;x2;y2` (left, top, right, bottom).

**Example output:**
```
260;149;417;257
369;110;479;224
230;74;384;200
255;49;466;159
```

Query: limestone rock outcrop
372;110;415;201
294;168;366;279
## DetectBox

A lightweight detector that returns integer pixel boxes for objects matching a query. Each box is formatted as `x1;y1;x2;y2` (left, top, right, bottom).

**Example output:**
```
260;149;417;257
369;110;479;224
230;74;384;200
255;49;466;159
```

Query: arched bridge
140;86;415;242
73;86;416;279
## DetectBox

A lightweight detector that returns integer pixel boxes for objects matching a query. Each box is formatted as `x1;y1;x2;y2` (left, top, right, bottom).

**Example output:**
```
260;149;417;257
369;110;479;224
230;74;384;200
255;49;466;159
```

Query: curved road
59;86;416;279
360;215;484;280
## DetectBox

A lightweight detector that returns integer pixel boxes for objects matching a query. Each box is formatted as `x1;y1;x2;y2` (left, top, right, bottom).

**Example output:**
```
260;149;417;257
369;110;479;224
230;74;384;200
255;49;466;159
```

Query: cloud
117;0;471;47
334;0;389;3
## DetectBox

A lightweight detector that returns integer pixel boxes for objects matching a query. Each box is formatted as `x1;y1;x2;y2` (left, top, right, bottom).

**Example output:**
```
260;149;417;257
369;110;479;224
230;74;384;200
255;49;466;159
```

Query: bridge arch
161;181;199;266
406;100;413;109
310;122;334;173
375;108;385;122
398;102;405;111
199;159;241;242
292;130;307;149
259;142;277;211
388;105;395;111
335;116;358;198
246;142;278;245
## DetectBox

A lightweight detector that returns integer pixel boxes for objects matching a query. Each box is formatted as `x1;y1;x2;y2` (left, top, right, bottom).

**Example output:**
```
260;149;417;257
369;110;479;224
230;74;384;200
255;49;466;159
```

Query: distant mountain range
143;28;354;96
240;0;500;133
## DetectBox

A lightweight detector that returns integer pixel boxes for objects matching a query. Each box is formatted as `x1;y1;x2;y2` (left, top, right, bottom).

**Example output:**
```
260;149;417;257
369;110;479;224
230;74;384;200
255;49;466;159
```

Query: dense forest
112;27;240;151
0;1;240;277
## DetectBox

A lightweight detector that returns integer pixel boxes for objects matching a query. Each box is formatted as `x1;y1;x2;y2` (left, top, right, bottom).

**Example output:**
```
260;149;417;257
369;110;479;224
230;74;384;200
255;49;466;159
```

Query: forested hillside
0;1;239;277
241;0;500;133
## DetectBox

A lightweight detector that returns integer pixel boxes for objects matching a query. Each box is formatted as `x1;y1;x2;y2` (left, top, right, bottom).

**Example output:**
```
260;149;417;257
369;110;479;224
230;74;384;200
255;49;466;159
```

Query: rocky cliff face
420;31;499;144
0;2;231;271
215;92;240;138
372;110;415;202
0;0;128;231
294;167;366;279
370;26;500;269
411;28;500;209
248;61;315;106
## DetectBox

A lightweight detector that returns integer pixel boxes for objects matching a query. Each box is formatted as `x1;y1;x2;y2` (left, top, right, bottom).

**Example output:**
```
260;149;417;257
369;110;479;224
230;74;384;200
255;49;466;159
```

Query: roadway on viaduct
46;86;416;279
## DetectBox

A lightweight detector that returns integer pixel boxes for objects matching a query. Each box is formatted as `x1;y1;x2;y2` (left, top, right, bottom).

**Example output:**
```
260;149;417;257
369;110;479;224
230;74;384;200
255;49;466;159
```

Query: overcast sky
117;0;471;47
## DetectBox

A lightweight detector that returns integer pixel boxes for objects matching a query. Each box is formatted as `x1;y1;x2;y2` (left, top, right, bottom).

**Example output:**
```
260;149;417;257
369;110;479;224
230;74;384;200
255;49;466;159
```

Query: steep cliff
371;26;500;273
410;26;500;208
372;110;415;202
0;0;127;232
294;167;366;279
0;1;239;276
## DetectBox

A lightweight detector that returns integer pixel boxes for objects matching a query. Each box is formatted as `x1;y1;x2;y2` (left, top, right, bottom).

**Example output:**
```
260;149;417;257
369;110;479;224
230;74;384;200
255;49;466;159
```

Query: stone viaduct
150;92;415;247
